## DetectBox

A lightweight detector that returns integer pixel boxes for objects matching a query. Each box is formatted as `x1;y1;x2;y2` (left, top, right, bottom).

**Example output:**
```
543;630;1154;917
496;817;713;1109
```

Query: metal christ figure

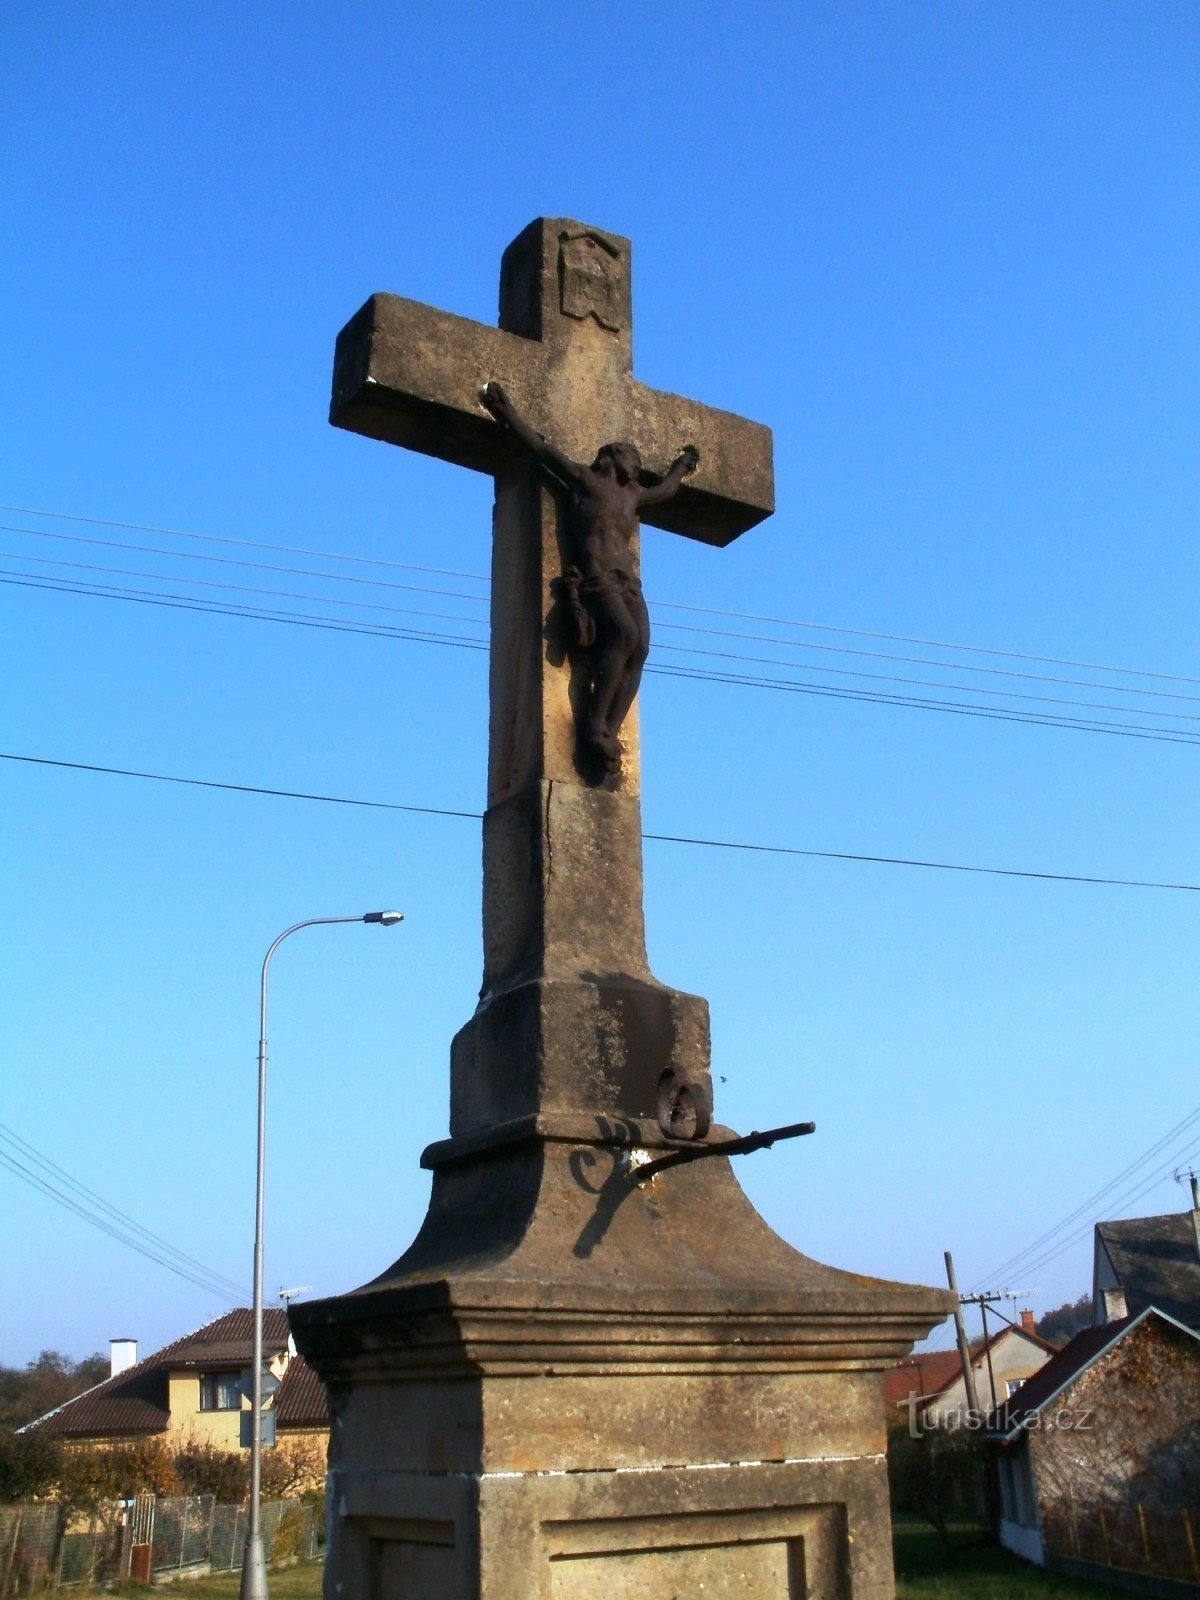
481;379;699;771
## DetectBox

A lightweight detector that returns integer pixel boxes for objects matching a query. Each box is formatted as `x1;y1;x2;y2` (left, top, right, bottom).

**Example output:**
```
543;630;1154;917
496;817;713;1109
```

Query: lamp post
240;911;403;1600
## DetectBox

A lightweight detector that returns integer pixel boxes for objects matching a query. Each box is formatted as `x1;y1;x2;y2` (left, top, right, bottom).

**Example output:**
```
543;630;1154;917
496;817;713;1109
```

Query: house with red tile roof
885;1312;1056;1427
988;1307;1200;1583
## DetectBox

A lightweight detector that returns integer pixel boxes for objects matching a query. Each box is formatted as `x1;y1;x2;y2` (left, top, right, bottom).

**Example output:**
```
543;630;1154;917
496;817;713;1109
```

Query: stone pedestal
293;1123;950;1599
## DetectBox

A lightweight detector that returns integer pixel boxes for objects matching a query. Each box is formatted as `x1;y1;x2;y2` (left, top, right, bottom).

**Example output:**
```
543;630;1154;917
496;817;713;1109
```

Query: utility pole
979;1300;997;1413
958;1285;1035;1417
944;1252;982;1417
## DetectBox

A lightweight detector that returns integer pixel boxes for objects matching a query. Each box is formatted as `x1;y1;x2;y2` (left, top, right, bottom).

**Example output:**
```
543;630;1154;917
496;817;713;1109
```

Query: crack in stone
545;779;554;885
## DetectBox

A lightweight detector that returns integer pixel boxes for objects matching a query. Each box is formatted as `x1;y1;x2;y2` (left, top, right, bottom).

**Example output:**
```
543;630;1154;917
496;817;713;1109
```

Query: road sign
235;1366;281;1405
240;1410;276;1449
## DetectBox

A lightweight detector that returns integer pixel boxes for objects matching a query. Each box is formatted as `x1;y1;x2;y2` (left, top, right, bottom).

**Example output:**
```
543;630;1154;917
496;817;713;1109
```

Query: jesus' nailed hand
480;380;699;773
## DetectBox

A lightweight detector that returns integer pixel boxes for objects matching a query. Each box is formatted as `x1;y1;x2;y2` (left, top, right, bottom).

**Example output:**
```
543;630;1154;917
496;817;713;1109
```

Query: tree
0;1427;62;1502
55;1437;178;1517
887;1418;986;1553
260;1437;325;1500
0;1350;109;1429
173;1438;247;1501
1036;1295;1092;1347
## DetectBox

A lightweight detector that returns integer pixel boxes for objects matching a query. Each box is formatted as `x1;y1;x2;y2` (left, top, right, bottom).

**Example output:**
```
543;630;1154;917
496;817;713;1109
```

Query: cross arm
625;381;774;548
330;294;540;476
330;292;775;548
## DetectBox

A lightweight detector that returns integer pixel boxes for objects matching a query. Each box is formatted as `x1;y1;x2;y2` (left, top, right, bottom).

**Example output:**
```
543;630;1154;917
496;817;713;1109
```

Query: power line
0;524;491;606
5;500;1195;686
9;546;1196;726
6;572;1198;746
653;641;1200;722
0;504;490;584
996;1130;1200;1287
652;600;1200;685
4;749;1199;893
972;1102;1200;1290
656;621;1200;705
9;520;1197;706
0;1142;246;1301
0;549;492;631
0;1121;247;1298
0;573;491;652
650;661;1200;745
1;750;482;818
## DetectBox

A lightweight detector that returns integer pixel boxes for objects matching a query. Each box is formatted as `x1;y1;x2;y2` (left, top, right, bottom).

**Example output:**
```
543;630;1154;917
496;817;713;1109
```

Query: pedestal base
292;1124;951;1600
336;1454;888;1599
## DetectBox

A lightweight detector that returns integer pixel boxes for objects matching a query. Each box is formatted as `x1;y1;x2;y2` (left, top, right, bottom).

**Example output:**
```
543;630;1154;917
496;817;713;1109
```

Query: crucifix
331;217;774;1148
295;223;951;1600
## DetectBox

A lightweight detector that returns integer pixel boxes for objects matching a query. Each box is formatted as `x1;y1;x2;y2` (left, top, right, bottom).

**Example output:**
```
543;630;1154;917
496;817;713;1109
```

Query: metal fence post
1183;1509;1199;1585
207;1494;218;1566
1;1508;23;1599
49;1505;66;1594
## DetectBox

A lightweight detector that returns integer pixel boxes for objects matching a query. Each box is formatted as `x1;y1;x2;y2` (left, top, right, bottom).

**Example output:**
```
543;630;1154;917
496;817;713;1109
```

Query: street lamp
240;911;403;1600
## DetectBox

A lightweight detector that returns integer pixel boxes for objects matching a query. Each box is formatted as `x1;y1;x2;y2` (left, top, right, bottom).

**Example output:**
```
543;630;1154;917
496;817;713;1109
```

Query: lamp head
363;910;404;926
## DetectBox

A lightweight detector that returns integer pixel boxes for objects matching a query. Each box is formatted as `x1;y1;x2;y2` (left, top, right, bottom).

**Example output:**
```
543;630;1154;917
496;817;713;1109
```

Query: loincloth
574;568;642;605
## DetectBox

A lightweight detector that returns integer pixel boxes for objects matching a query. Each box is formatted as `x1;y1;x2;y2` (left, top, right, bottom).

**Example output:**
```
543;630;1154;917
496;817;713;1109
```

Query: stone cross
331;217;774;1148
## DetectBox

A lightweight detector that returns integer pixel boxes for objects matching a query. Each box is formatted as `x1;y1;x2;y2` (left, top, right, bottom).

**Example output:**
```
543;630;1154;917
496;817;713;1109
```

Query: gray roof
1097;1210;1200;1331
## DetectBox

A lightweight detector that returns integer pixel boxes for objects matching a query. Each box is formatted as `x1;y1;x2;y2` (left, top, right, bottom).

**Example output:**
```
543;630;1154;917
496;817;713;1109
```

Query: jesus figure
481;380;699;771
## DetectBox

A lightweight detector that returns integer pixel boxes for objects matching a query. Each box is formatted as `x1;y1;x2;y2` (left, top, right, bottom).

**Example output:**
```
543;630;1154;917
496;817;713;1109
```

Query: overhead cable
0;1121;246;1298
984;1131;1200;1287
0;1141;246;1301
971;1102;1200;1290
4;574;1197;746
6;548;1195;723
7;521;1196;705
4;751;1198;894
4;501;1195;685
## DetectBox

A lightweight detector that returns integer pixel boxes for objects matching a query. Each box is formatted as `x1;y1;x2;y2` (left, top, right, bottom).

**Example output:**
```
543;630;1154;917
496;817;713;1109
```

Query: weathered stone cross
331;217;774;1148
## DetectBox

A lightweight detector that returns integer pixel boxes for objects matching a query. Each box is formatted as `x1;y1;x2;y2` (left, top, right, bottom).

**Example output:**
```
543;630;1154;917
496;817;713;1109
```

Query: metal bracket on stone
631;1120;816;1183
656;1067;712;1142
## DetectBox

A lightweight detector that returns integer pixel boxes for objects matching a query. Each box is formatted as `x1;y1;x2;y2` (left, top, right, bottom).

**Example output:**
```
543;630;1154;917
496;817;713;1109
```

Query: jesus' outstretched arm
637;444;700;507
480;382;584;488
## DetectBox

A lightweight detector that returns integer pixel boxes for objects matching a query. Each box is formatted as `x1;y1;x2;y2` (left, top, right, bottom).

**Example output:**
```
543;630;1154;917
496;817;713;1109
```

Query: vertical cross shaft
327;217;774;1145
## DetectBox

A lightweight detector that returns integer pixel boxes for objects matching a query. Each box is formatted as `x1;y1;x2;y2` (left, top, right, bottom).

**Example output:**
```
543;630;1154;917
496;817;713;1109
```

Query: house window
199;1373;241;1411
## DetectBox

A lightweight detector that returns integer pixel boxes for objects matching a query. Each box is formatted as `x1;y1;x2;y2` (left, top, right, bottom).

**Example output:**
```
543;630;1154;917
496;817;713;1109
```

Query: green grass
78;1532;1127;1599
895;1525;1116;1600
79;1560;323;1598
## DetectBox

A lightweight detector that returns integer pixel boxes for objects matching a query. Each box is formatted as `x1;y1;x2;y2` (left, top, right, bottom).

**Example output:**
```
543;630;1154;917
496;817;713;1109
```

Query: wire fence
1043;1499;1200;1588
0;1494;318;1593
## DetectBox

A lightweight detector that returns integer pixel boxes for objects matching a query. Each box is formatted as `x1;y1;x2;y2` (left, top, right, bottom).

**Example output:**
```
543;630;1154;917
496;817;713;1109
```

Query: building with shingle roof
988;1308;1200;1581
24;1309;328;1453
884;1313;1055;1425
1093;1205;1200;1332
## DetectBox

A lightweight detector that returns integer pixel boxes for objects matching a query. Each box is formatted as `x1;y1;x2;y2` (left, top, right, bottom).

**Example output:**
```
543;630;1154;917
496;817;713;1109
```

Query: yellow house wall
167;1352;289;1448
166;1372;241;1448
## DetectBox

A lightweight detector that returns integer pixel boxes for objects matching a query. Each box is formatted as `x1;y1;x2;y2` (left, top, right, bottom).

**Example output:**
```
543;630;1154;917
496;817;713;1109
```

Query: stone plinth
292;1127;950;1599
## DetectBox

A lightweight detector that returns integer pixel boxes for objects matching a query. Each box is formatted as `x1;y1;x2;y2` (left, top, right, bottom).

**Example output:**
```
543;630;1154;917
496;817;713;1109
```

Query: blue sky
2;1;1197;1364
